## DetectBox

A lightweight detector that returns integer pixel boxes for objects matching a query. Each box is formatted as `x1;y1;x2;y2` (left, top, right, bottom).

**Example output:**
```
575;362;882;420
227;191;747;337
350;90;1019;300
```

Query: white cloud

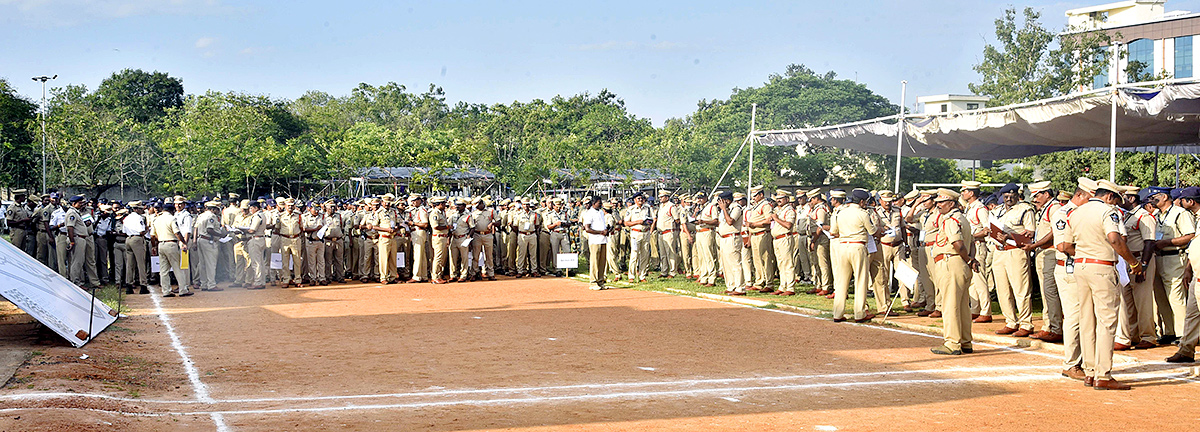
239;46;273;56
572;40;688;52
195;37;216;49
0;0;239;27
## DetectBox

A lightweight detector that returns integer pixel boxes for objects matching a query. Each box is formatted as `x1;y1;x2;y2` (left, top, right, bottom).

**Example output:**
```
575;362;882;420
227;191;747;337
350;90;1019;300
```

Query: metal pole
1109;90;1117;182
748;103;757;196
41;81;47;194
710;134;752;196
893;81;907;193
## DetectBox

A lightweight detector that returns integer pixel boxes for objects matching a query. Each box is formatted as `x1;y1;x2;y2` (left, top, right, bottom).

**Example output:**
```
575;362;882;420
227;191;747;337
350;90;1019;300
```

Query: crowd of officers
11;176;1200;389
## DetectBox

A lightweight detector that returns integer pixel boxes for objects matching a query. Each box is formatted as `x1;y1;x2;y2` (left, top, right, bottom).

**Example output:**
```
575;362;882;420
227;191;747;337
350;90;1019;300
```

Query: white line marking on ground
150;292;232;432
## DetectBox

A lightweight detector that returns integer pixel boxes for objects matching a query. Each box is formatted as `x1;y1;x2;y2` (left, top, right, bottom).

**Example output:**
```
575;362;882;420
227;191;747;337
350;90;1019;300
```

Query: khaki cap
749;185;764;196
173;195;187;204
806;189;822;198
658;190;671;197
430;196;447;204
1095;179;1120;194
934;188;960;202
1028;180;1052;193
1121;185;1140;195
1057;190;1073;201
903;190;920;200
919;189;936;196
602;202;613;209
240;199;250;209
879;190;897;201
830;190;847;198
774;189;792;198
12;189;27;195
1077;177;1098;194
228;193;240;199
732;192;746;200
960;181;982;190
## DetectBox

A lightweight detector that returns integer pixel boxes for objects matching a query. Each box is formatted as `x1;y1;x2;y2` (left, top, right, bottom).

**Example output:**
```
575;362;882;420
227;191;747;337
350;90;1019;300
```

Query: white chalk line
0;364;1065;405
149;291;231;432
0;374;1069;417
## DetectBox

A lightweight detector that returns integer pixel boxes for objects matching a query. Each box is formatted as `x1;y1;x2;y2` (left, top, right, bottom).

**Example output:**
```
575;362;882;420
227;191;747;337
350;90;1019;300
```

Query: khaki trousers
1174;256;1200;356
472;233;495;277
1055;265;1083;370
37;231;53;268
506;231;519;274
56;233;71;277
993;247;1034;330
1155;253;1188;337
325;238;344;282
1075;262;1120;380
658;231;679;276
411;231;430;281
358;237;375;279
796;234;812;280
933;255;973;349
606;236;622;277
83;236;99;286
304;237;325;282
68;236;87;285
718;234;744;291
124;236;148;286
680;231;694;276
872;244;900;312
832;242;870;320
517;233;537;274
197;239;218;290
377;237;396;281
430;234;449;281
589;243;607;286
697;230;718;285
813;236;833;292
449;236;469;279
1033;249;1062;334
551;232;570;269
772;235;796;293
279;237;303;284
749;232;774;288
916;246;937;311
112;241;127;286
233;241;249;284
1118;258;1157;345
969;242;992;315
628;232;650;281
537;232;551;274
158;241;190;294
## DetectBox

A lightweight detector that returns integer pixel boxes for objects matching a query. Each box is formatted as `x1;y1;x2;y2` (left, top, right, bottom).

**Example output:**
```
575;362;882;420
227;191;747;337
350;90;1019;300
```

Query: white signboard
556;253;579;269
150;255;161;273
270;253;283;270
397;252;406;268
0;239;117;348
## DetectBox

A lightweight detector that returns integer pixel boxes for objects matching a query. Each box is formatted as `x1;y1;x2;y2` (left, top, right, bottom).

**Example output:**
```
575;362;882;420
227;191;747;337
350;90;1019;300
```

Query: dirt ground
2;276;1199;432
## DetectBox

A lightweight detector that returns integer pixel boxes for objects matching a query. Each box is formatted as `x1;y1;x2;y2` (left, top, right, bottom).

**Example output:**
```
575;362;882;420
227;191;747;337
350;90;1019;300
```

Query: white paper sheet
461;237;472;248
866;236;878;254
218;236;233;243
1117;256;1131;287
397;252;406;268
270;253;283;270
150;256;160;273
893;259;919;290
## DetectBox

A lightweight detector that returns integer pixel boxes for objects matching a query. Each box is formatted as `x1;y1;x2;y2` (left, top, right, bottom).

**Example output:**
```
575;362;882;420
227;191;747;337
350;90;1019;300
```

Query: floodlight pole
893;81;907;193
1109;89;1117;182
32;75;56;194
748;103;757;196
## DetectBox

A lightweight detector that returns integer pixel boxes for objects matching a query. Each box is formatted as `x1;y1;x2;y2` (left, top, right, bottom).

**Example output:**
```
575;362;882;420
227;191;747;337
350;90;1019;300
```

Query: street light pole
31;75;56;194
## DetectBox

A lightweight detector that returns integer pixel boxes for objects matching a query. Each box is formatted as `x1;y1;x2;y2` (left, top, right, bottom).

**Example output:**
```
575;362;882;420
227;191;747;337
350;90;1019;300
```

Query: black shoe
1158;335;1180;345
138;286;150;294
931;345;962;355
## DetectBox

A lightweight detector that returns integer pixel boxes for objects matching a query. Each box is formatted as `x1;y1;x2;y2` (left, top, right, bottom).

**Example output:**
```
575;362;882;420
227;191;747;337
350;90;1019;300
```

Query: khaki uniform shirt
452;210;472;237
301;213;325;239
277;210;302;237
64;207;86;236
626;204;654;235
1156;205;1195;251
430;208;450;235
746;200;774;234
830;203;876;242
656;202;681;232
1036;201;1063;243
932;209;968;256
965;200;990;239
152;212;180;241
717;203;743;236
1069;199;1124;261
470;208;496;234
770;204;797;237
325;212;344;238
877;206;903;244
1123;206;1155;253
1051;202;1078;262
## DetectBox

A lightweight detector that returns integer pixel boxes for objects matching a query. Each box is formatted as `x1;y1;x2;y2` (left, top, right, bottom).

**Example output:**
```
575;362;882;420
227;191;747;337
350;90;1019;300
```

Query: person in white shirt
122;202;150;294
580;196;610;290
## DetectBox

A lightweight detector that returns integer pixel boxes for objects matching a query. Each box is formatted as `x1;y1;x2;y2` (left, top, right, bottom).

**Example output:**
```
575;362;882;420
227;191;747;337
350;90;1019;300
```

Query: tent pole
749;103;757;196
893;80;907;193
1109;90;1117;182
710;134;752;196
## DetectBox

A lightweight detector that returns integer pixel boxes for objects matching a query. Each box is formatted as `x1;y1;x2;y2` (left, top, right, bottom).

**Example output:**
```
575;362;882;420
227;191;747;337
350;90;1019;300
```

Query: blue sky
5;0;1200;126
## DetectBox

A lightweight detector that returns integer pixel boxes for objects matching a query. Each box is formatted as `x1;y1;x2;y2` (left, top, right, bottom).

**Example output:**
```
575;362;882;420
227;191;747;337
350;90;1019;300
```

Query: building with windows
915;94;991;114
1065;0;1200;88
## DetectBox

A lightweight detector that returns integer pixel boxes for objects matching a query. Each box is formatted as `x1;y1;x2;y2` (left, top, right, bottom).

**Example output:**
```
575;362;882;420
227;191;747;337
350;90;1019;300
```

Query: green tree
94;69;184;123
0;79;38;189
969;7;1056;106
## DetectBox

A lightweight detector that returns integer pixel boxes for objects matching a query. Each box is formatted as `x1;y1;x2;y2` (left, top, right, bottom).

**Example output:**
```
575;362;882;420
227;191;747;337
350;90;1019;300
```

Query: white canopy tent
727;78;1200;193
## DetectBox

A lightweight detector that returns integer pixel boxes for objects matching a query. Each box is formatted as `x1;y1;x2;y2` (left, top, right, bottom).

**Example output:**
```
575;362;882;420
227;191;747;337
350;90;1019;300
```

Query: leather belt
697;228;712;233
453;234;468;238
432;233;449;237
751;231;766;236
1158;249;1182;256
280;233;299;239
994;244;1019;251
631;227;648;232
923;241;936;247
933;253;957;263
883;240;905;247
520;231;536;235
1074;258;1116;266
478;230;494;235
380;234;393;239
773;233;795;240
719;233;736;238
1056;259;1067;266
660;229;675;234
841;240;866;245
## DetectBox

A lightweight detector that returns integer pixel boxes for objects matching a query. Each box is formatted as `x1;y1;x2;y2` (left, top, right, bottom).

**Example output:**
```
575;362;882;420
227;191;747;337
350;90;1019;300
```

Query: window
966;103;979;110
940;104;948;113
1094;49;1109;89
1177;36;1193;79
1127;38;1155;82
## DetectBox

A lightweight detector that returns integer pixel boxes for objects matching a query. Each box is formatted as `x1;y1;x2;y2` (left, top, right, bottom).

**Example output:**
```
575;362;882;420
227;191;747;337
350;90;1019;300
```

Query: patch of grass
127;389;141;398
87;285;133;314
30;350;44;357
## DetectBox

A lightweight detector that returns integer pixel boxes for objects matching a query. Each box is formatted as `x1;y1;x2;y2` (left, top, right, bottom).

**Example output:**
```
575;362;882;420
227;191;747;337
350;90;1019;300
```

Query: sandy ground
2;276;1199;431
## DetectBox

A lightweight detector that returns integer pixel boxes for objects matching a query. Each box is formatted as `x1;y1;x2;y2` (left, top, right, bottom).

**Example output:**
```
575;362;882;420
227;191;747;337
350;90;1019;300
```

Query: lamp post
31;75;56;194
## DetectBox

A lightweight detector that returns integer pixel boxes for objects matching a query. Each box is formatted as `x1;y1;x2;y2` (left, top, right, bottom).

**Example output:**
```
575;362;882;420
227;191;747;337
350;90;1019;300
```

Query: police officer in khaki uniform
428;196;451;284
322;200;345;284
513;198;540;277
150;202;190;296
929;189;979;355
960;181;993;322
5;189;31;255
276;198;304;287
1026;181;1064;341
408;195;432;282
694;192;720;287
872;190;904;315
1167;187;1200;363
830;189;877;322
624;193;654;283
1054;179;1093;380
1067;179;1139;390
1151;187;1194;345
991;183;1037;336
546;198;572;276
1115;186;1158;350
654;190;682;278
469;198;498;281
715;191;745;295
744;186;775;291
807;189;834;296
768;190;798;296
63;196;89;286
195;201;224;291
